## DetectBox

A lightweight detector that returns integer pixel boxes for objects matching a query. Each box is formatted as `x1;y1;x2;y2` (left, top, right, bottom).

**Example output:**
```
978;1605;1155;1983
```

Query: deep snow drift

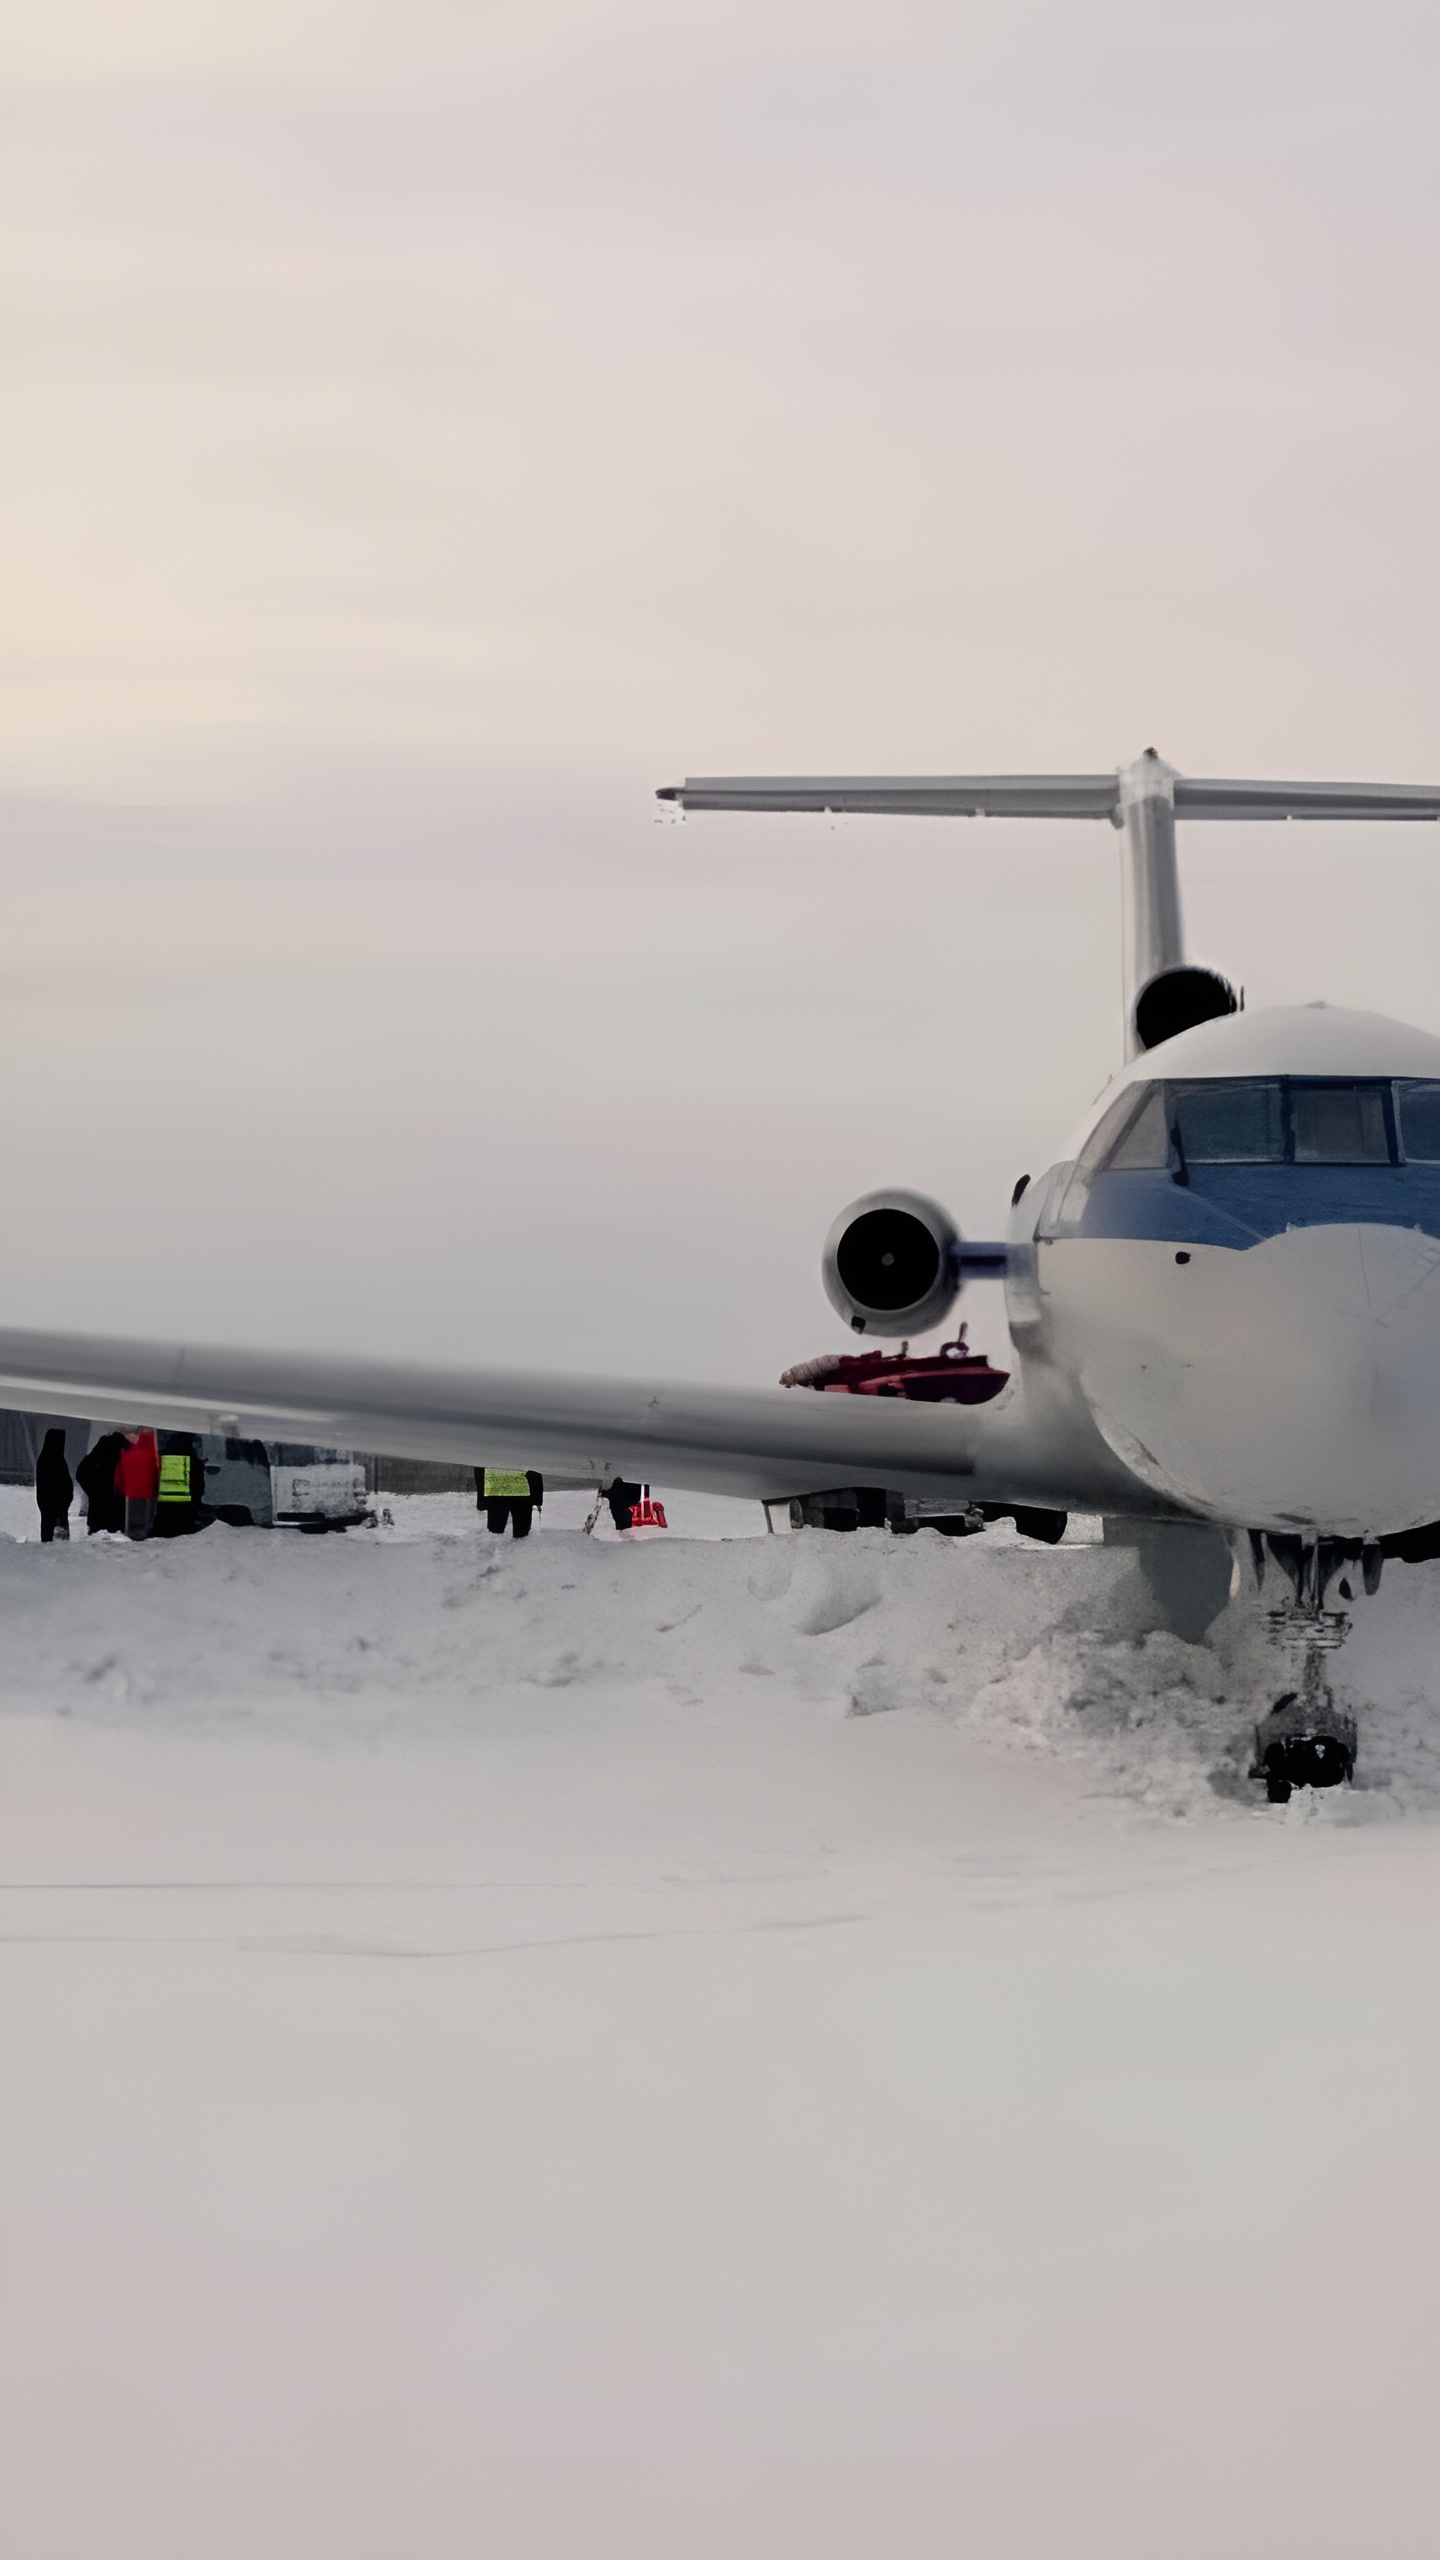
1;1501;1436;2560
4;1491;1438;1820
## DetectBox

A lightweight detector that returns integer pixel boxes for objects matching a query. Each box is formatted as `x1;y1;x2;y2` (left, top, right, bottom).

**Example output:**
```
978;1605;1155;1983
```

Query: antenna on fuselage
656;755;1440;1059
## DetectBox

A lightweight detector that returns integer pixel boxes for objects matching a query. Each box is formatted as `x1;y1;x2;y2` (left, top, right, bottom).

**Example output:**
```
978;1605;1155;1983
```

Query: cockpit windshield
1395;1082;1440;1161
1083;1077;1408;1174
1171;1081;1284;1163
1045;1074;1440;1238
1294;1085;1390;1161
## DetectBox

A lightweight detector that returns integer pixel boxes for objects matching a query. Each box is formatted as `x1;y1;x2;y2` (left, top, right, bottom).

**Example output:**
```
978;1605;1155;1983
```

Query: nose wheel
1251;1690;1358;1803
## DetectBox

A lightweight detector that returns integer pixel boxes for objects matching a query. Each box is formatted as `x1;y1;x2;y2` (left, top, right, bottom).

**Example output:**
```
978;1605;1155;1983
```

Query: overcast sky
2;0;1437;1378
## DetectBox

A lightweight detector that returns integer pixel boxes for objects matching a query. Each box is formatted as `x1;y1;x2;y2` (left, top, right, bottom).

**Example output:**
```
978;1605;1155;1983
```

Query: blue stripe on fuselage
1070;1163;1440;1249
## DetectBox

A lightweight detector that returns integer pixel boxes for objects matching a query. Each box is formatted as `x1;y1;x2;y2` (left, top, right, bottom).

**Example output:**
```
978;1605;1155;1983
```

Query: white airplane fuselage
1005;1003;1440;1540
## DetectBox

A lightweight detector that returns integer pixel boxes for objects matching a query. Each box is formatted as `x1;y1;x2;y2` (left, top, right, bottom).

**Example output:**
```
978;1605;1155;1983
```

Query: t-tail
658;754;1440;1059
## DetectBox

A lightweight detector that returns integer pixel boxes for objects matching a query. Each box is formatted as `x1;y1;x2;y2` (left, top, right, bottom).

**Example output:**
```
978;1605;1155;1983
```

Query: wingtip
656;784;681;802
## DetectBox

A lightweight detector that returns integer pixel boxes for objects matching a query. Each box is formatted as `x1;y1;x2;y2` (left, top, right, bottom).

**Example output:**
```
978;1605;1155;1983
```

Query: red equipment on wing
630;1484;668;1528
779;1326;1008;1406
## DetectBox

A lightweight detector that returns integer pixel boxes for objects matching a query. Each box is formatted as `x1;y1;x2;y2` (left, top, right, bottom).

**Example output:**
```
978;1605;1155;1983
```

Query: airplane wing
0;1324;1156;1515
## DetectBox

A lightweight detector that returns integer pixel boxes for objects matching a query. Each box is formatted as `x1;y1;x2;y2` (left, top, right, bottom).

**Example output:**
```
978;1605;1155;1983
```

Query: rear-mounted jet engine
822;1188;958;1335
822;1188;1007;1336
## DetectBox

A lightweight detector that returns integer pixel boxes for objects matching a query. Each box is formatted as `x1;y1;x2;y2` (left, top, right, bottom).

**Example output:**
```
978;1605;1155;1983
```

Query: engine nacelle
821;1188;962;1337
1132;963;1237;1053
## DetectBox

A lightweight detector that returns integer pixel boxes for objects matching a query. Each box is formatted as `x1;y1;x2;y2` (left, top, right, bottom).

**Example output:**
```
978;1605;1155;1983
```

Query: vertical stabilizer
1116;752;1184;1055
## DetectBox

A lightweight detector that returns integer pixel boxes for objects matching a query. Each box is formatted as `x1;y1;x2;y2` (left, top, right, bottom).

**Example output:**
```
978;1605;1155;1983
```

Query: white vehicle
2;749;1438;1796
196;1435;368;1530
267;1444;369;1532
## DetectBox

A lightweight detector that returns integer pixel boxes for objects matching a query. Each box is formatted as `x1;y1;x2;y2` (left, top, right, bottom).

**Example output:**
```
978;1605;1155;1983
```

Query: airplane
2;748;1439;1800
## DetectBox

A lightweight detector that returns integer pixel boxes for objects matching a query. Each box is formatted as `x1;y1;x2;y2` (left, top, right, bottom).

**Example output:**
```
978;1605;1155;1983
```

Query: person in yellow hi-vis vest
475;1468;544;1538
154;1430;207;1538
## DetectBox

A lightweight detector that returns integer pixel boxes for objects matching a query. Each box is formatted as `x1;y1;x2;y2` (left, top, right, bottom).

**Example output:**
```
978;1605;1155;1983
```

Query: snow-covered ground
1;1498;1436;2558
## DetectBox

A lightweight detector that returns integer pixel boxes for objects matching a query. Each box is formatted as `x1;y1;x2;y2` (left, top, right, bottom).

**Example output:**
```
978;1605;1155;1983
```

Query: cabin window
1292;1083;1391;1163
1396;1082;1440;1162
1170;1079;1283;1164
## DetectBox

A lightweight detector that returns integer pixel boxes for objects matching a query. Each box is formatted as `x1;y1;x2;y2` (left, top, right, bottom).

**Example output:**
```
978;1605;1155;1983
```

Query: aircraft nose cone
1061;1225;1440;1537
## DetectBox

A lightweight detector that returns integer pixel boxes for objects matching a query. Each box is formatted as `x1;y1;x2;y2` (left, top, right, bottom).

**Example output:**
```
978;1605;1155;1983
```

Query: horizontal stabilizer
658;771;1440;823
1171;777;1440;822
657;775;1120;818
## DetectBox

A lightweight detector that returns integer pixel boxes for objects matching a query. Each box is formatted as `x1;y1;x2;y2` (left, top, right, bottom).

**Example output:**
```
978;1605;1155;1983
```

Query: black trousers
485;1498;533;1538
151;1503;202;1539
39;1511;70;1544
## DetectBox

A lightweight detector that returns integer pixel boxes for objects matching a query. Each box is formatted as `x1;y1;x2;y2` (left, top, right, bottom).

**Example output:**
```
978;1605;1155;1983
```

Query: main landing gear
1246;1534;1366;1802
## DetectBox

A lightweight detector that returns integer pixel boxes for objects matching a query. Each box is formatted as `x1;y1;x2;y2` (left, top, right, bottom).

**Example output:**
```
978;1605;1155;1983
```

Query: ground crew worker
115;1429;160;1542
76;1430;127;1534
154;1431;206;1537
474;1468;543;1538
605;1479;643;1534
35;1428;73;1543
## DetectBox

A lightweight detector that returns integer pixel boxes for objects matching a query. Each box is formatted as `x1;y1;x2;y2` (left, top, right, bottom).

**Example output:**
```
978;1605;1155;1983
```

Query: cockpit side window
1291;1082;1392;1163
1170;1080;1283;1164
1395;1082;1440;1162
1069;1088;1161;1180
1103;1085;1168;1169
1046;1085;1163;1231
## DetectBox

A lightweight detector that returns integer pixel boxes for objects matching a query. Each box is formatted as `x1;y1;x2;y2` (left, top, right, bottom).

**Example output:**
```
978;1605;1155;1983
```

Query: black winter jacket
35;1428;72;1517
76;1432;128;1532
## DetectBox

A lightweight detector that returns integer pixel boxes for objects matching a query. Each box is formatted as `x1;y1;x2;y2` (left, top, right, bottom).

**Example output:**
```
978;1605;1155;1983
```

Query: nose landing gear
1248;1535;1362;1803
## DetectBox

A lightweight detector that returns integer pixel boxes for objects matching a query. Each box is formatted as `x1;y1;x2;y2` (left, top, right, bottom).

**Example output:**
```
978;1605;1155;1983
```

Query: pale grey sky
1;0;1436;1376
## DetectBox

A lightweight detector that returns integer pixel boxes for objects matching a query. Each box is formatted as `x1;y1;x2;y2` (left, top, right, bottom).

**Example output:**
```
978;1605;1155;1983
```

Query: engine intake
1132;964;1237;1053
822;1189;961;1337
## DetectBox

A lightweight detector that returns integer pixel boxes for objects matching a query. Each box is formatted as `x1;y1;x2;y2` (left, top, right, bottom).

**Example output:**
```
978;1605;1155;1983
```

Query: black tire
1296;1737;1351;1790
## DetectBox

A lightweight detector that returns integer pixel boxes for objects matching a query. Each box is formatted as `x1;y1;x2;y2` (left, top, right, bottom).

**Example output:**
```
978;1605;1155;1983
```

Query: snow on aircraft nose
1048;1221;1440;1539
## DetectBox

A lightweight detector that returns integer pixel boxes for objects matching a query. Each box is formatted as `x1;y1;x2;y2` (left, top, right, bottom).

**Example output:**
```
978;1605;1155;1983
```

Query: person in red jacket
115;1429;160;1542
